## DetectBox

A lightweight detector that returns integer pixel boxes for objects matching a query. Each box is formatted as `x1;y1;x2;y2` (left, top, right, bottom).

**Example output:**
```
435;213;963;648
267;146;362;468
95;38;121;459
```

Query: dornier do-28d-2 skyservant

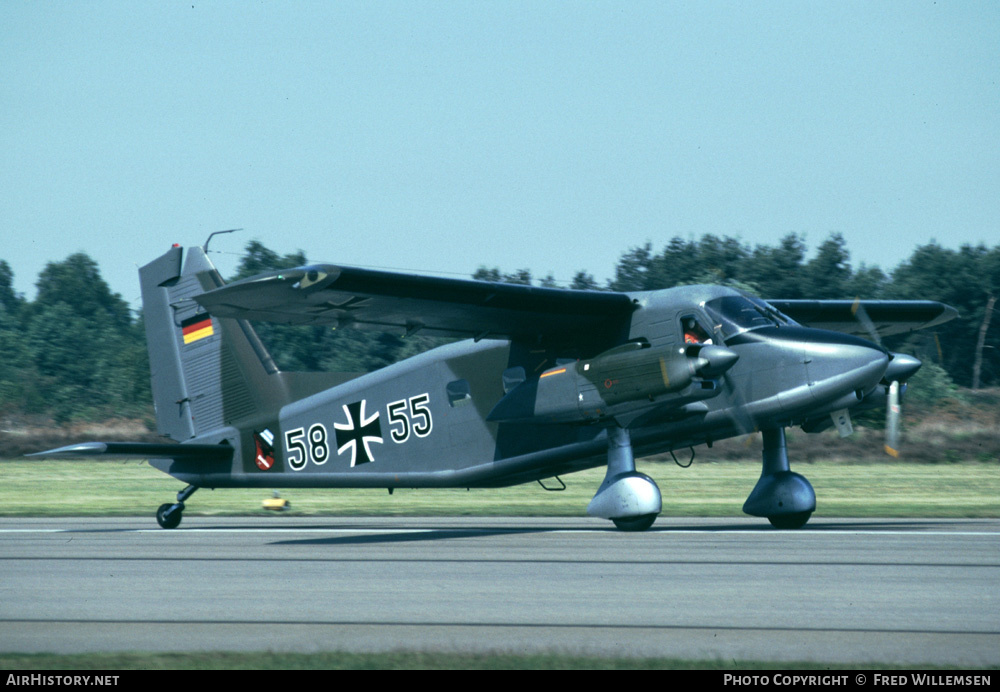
35;243;956;531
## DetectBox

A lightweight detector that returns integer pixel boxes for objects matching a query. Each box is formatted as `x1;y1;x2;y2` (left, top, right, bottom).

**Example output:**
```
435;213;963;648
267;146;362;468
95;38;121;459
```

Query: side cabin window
502;366;526;394
680;314;713;345
447;379;472;407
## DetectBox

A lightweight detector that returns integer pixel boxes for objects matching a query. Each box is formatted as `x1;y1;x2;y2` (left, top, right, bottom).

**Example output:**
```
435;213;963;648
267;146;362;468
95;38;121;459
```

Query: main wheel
612;514;657;532
767;511;811;530
156;503;183;529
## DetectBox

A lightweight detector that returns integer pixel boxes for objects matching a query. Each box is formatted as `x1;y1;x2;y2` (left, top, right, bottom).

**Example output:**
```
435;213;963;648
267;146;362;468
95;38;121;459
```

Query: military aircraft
34;244;956;531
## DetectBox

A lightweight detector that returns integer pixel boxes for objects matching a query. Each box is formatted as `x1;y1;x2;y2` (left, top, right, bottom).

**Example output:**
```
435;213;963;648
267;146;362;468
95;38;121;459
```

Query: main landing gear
587;426;662;532
156;484;198;529
742;427;815;529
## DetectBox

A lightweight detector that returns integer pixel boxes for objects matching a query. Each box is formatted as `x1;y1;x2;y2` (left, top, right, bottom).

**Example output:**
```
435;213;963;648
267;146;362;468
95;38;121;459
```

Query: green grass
0;651;980;670
2;456;997;519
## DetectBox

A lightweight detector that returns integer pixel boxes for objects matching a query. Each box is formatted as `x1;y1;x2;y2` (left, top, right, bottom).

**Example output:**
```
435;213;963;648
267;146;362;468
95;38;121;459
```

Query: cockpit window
681;315;713;344
748;297;797;326
703;296;798;339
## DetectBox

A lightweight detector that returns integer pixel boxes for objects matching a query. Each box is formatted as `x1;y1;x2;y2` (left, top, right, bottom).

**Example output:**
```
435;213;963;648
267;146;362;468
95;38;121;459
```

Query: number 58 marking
386;393;432;444
284;424;329;471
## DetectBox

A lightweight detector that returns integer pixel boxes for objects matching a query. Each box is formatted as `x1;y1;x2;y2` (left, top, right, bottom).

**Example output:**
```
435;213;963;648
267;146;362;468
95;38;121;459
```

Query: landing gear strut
742;427;815;529
155;484;198;529
587;426;662;531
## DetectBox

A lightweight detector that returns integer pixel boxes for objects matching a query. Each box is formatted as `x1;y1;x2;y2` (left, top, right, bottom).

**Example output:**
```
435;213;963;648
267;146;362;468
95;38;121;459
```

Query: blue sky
2;1;997;308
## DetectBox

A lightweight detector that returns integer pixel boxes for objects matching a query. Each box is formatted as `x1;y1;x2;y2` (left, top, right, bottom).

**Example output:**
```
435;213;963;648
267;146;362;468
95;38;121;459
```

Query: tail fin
140;245;288;442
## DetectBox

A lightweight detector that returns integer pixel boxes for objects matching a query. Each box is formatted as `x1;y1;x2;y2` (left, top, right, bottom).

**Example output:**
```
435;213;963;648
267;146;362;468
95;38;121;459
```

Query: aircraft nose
801;332;889;399
726;326;890;419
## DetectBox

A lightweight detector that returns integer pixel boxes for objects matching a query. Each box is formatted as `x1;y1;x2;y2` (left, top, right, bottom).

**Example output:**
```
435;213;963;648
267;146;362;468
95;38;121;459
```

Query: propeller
885;380;901;457
685;341;755;439
880;352;921;456
851;298;921;456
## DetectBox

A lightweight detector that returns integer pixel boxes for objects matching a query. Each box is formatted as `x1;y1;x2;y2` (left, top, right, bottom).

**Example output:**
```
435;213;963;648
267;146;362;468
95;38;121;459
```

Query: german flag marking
181;314;214;345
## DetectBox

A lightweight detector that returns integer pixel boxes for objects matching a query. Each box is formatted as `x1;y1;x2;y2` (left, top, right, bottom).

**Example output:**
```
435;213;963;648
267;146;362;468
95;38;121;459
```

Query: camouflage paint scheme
36;245;955;530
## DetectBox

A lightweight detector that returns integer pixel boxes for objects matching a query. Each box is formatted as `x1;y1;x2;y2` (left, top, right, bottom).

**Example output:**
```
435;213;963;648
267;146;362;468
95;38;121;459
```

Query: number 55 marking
387;393;433;444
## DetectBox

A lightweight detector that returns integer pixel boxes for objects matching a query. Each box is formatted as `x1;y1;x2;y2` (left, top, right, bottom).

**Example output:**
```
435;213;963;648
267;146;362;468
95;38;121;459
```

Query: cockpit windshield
703;296;799;340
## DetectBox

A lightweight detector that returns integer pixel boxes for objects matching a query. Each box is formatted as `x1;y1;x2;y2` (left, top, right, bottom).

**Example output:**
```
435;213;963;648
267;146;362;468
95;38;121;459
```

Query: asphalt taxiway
1;516;998;665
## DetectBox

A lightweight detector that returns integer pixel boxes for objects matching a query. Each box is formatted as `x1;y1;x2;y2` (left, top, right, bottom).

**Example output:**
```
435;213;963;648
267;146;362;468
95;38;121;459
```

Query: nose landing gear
743;427;815;529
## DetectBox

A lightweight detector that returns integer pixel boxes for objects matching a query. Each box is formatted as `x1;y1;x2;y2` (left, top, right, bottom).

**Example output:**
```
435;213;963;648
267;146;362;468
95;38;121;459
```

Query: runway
1;516;998;666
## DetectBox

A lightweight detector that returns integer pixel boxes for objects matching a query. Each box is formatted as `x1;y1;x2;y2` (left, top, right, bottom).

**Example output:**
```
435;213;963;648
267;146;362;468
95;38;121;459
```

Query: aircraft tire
767;511;811;530
156;503;182;530
611;514;657;532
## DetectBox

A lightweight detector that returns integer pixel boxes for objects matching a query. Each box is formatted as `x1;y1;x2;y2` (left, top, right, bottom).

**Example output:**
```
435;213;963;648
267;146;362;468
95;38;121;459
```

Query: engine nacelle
487;342;738;424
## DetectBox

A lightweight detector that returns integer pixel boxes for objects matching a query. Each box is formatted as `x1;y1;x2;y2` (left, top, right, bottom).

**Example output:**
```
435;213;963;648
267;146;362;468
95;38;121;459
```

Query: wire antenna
203;228;243;253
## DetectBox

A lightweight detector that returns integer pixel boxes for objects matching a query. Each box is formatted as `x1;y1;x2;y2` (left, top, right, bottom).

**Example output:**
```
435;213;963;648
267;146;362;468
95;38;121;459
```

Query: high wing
194;264;637;349
768;299;958;339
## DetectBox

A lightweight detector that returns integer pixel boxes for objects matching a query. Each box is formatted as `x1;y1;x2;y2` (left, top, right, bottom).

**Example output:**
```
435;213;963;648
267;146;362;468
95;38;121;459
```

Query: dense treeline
0;233;997;423
0;255;149;423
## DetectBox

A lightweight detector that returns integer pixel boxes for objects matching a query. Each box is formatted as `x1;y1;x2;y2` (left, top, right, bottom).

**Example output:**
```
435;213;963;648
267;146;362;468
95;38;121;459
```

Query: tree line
0;233;996;423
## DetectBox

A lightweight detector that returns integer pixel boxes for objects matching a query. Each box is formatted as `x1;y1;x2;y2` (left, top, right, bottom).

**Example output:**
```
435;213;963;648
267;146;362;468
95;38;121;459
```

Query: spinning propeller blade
885;380;901;457
852;298;920;456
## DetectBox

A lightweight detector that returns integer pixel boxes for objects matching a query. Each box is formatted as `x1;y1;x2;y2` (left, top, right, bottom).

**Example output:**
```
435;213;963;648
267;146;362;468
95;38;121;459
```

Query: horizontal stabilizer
28;442;234;463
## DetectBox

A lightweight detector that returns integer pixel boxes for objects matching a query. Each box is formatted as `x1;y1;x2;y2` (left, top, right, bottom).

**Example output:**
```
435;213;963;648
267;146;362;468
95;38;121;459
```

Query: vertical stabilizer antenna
203;228;243;254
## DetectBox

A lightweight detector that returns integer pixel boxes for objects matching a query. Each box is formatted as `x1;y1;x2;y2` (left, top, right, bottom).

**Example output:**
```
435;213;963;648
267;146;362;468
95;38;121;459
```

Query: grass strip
1;458;997;519
0;651;975;670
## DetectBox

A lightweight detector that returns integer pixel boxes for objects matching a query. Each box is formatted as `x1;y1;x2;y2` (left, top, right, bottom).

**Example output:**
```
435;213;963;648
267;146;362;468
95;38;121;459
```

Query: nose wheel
767;511;812;530
155;484;198;529
743;428;816;529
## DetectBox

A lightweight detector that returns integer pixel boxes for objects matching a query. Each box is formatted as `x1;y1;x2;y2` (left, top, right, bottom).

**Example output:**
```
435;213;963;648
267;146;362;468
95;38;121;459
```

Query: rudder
140;245;288;442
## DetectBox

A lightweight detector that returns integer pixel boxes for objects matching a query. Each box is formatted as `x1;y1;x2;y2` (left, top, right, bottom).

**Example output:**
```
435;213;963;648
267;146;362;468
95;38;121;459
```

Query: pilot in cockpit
682;317;713;344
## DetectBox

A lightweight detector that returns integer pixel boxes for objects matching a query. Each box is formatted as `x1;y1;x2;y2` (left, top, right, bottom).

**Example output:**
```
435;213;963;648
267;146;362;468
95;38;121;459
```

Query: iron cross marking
334;400;383;467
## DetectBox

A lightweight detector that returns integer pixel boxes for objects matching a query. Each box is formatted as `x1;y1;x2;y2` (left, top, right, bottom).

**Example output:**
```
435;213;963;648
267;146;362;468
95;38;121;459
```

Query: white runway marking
2;527;999;537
